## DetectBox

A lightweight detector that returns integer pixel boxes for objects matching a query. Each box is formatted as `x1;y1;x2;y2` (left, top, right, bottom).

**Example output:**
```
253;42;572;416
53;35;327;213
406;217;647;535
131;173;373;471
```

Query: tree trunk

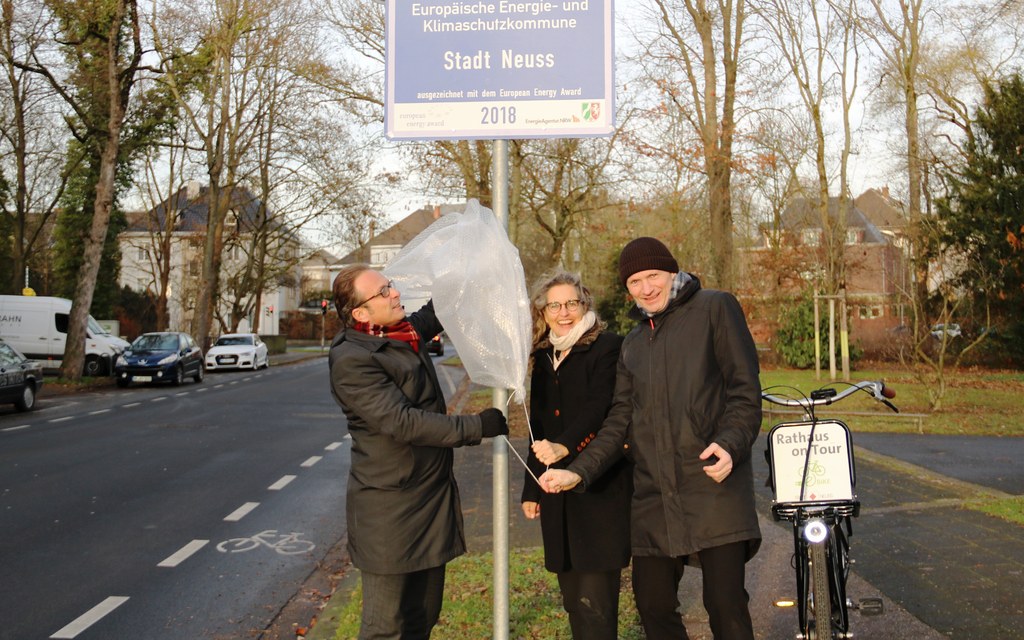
192;181;227;350
58;0;135;379
905;84;929;326
61;134;122;378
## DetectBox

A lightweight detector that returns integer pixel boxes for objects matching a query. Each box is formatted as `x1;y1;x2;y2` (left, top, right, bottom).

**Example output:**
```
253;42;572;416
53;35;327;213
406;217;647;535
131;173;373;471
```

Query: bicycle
216;530;316;555
762;380;899;639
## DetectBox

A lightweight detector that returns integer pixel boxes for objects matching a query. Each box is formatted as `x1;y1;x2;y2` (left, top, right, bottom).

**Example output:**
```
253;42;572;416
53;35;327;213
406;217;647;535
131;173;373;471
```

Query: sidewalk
302;365;1024;640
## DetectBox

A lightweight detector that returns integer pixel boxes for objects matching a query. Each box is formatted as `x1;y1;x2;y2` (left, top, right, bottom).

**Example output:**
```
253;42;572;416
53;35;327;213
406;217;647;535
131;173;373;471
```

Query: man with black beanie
539;237;762;640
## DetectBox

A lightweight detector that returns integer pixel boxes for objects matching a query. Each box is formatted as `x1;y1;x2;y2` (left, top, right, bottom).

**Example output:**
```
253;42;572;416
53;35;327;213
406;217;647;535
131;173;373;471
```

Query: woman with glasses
520;271;632;640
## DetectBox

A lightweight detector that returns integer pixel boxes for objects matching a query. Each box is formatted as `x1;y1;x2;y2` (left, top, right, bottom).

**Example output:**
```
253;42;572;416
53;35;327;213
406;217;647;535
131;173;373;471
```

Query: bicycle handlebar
761;380;899;414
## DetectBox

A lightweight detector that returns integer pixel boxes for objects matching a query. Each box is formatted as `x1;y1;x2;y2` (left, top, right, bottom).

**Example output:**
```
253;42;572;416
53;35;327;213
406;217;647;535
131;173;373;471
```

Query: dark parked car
115;332;204;387
427;333;445;356
0;338;43;411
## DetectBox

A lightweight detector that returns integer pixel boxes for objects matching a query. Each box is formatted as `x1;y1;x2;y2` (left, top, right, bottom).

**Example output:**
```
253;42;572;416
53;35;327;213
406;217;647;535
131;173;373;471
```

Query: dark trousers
359;565;446;640
632;541;754;640
557;569;622;640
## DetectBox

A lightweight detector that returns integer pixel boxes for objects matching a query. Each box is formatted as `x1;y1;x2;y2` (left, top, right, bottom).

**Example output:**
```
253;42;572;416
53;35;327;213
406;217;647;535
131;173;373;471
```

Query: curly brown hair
529;271;601;349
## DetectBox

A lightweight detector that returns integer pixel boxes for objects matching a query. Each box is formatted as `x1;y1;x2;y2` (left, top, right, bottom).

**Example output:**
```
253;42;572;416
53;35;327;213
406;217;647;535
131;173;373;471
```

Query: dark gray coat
329;302;484;574
568;276;763;561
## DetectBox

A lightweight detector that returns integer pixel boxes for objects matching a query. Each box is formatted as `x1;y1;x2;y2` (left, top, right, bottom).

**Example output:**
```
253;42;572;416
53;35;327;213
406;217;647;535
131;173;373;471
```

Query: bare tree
127;126;200;331
755;0;861;294
516;135;626;273
15;0;145;379
863;0;930;326
632;0;749;290
0;0;76;294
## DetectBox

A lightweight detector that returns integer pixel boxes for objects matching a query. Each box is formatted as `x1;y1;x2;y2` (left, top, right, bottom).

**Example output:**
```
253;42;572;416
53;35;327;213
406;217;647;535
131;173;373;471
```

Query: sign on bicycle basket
769;420;854;504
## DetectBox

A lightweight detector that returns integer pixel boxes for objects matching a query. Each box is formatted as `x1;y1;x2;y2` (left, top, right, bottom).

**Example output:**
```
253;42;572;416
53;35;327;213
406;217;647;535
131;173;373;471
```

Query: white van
0;295;130;375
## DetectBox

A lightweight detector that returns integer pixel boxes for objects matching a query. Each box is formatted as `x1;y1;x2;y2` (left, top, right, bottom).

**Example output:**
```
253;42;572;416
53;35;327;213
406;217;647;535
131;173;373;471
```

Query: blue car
115;332;204;388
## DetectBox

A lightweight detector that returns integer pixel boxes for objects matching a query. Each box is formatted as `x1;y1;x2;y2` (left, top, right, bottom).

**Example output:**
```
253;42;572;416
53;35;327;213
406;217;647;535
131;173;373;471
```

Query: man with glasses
538;238;762;640
328;264;508;639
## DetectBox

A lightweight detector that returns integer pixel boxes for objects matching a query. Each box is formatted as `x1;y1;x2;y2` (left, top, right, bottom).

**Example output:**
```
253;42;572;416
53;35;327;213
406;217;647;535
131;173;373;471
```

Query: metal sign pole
491;138;510;640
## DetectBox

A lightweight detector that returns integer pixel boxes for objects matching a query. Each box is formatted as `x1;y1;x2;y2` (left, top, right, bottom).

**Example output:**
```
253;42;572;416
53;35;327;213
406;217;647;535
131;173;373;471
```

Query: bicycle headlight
803;520;829;544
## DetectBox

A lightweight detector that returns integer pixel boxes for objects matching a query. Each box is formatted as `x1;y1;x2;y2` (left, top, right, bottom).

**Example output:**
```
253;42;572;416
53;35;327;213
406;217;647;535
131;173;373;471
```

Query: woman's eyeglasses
357;280;394;307
544;299;581;313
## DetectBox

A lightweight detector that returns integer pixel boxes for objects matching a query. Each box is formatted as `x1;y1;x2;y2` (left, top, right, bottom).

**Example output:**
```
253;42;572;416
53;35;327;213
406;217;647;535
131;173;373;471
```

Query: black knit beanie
618;237;679;286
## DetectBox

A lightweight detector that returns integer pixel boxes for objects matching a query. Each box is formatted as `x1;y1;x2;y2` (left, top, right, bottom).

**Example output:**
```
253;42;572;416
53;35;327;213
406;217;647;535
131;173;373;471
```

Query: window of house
846;229;860;245
371;244;402;265
800;229;820;247
858;305;883;319
189;260;201;276
137;246;149;261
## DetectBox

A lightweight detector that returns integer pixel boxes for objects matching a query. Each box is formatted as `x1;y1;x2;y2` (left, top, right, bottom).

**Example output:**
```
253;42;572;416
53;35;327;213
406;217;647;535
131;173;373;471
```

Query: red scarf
353;320;421;353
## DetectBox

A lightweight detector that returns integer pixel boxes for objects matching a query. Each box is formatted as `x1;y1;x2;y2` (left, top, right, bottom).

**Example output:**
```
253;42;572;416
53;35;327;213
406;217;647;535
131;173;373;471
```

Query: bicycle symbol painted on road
217;530;316;555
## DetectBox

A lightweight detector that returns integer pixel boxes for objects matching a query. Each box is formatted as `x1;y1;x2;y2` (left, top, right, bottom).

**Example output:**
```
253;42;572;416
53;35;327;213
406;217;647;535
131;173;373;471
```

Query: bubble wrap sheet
384;200;532;400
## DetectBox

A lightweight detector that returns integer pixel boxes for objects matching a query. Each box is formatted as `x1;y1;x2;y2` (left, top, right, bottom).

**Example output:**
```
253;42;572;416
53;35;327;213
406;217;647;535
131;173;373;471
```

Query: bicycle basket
767;419;856;505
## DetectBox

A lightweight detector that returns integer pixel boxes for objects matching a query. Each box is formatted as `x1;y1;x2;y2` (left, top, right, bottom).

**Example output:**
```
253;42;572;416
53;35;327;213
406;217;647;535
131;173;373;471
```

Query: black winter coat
329;302;485;574
568;276;763;561
522;329;632;573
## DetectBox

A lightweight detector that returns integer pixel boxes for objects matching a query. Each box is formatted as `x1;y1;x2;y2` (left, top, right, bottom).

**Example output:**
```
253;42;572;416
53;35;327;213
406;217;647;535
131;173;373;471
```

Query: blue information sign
385;0;614;140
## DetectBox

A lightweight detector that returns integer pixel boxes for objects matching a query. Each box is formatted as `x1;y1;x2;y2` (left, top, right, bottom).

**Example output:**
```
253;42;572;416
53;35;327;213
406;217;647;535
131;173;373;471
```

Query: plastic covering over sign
385;200;532;402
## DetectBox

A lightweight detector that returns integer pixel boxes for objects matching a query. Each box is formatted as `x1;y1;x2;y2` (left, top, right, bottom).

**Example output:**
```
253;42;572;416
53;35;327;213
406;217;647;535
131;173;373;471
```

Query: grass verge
968;496;1024;526
331;548;644;639
759;366;1024;436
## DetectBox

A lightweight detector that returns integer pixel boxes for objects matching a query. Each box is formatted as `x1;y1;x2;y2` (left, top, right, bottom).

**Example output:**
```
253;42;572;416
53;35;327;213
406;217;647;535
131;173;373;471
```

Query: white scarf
549;311;597;371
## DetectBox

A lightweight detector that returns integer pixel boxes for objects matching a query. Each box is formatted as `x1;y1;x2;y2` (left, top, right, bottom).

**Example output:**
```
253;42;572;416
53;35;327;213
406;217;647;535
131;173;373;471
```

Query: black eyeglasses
544;299;582;313
356;280;394;307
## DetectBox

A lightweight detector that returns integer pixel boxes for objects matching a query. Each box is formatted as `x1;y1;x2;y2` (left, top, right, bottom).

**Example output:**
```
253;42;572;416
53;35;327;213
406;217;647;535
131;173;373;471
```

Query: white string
502;397;543;487
503;436;542;487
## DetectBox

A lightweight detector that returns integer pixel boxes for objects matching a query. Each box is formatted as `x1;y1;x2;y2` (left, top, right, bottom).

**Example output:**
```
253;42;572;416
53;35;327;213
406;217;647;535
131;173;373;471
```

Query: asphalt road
0;357;350;640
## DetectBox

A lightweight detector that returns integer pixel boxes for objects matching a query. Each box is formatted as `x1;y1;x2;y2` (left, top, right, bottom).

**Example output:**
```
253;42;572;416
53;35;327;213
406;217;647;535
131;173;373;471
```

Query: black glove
478;408;508;438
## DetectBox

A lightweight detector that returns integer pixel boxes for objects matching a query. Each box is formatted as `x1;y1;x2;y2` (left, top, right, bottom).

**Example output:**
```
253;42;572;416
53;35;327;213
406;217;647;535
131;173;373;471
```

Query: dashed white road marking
150;397;166;403
49;416;73;423
224;502;260;522
2;424;31;432
268;475;296;491
325;442;343;451
196;387;208;393
50;596;129;639
300;456;322;468
88;409;111;416
123;402;141;408
157;540;209;568
175;392;189;397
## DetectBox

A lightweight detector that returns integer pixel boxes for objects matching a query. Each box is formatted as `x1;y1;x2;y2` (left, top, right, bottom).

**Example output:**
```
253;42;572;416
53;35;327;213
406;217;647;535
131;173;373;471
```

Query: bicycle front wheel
809;540;832;639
